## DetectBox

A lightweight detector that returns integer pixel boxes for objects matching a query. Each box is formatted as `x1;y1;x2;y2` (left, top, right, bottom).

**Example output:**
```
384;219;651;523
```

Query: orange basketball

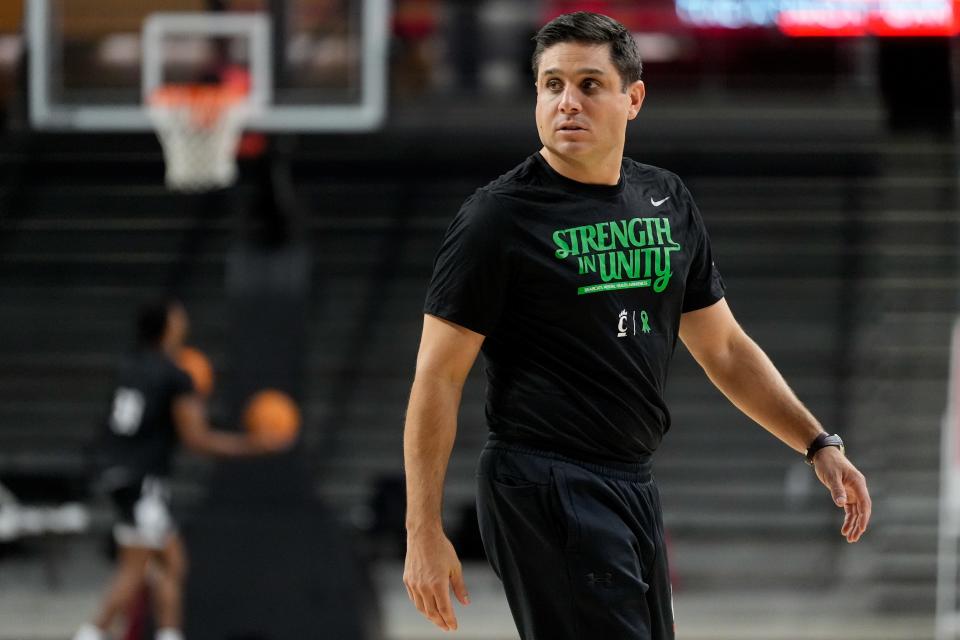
243;389;301;446
176;346;214;397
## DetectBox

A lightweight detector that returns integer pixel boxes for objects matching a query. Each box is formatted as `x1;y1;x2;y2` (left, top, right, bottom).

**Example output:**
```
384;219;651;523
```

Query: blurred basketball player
73;300;288;640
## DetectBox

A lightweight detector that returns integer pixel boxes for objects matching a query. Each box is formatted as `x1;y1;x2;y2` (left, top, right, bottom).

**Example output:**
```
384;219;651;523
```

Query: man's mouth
557;123;586;131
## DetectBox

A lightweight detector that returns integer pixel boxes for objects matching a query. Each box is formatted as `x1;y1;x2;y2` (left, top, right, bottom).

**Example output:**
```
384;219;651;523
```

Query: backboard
27;0;389;132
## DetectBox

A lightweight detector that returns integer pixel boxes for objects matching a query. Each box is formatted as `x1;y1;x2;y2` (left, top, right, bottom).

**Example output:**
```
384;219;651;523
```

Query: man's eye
582;80;599;90
546;80;561;90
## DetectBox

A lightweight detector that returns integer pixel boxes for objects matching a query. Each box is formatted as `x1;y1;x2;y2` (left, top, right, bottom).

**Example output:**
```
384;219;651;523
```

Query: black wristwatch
805;433;844;466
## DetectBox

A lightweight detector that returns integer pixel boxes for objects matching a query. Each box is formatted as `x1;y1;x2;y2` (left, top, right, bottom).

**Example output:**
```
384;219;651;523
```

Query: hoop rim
148;83;248;109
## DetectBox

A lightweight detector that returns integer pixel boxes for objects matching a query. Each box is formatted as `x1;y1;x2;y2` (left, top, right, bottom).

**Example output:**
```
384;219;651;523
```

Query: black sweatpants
476;438;675;640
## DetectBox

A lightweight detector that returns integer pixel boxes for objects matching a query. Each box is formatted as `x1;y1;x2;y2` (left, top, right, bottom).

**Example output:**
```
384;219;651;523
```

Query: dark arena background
1;1;959;639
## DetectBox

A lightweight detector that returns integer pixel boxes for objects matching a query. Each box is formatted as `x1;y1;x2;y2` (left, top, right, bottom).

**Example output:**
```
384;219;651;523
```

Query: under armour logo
586;571;613;586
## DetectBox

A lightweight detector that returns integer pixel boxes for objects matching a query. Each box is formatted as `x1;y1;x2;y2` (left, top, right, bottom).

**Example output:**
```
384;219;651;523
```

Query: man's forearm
700;330;823;453
403;374;463;534
189;430;261;457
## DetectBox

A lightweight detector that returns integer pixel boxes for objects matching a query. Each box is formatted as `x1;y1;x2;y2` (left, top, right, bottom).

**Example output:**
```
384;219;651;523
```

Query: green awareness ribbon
640;310;651;334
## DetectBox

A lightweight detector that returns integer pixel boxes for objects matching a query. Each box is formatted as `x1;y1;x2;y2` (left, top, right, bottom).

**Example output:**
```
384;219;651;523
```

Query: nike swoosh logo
651;196;670;207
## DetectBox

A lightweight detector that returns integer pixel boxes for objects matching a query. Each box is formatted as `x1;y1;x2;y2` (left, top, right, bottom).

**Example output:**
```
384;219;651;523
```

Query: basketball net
148;83;252;192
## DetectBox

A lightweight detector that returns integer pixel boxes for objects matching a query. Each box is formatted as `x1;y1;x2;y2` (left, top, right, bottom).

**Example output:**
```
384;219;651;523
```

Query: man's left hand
812;447;871;543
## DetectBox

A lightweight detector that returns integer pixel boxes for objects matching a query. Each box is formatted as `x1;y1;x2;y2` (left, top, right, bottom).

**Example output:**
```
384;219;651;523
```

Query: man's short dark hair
531;12;642;91
137;299;177;347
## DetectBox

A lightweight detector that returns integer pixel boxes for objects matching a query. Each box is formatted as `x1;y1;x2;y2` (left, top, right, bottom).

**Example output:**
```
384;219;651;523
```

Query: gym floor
0;536;934;640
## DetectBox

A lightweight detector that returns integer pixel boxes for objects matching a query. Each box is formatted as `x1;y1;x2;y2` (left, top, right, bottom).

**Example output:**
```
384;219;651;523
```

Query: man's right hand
403;527;470;631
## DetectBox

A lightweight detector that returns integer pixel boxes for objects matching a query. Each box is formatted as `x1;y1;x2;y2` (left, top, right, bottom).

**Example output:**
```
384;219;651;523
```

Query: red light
777;2;960;37
778;10;866;37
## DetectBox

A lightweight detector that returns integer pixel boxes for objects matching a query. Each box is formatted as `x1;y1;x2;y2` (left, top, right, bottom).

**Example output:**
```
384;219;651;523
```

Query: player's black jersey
97;349;195;480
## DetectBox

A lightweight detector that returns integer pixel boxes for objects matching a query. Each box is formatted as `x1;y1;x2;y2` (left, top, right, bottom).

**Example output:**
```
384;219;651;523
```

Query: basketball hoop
148;83;253;192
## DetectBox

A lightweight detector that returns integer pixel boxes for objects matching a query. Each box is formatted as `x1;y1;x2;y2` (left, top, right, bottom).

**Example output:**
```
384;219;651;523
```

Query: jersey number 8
109;387;146;436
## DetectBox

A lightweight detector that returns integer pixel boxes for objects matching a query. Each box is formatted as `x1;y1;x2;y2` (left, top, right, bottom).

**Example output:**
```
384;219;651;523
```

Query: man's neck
539;147;622;186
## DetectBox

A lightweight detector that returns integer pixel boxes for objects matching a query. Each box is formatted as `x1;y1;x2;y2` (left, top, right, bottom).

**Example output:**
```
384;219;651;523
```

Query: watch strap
805;433;844;466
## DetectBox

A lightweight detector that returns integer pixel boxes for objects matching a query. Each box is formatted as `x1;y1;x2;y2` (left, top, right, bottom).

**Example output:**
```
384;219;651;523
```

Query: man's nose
558;87;582;114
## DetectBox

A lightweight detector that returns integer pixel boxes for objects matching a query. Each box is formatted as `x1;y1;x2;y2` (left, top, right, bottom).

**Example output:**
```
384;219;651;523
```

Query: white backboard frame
28;0;389;132
142;12;273;111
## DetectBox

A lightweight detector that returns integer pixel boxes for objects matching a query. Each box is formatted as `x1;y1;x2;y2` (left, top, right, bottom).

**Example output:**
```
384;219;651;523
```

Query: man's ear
627;80;646;120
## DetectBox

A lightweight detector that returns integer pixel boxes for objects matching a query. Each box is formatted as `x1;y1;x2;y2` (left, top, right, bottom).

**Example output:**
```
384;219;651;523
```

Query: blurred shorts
109;476;175;550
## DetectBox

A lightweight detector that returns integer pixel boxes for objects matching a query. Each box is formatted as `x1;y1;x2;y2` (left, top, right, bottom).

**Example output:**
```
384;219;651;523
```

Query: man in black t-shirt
73;300;286;640
402;12;872;640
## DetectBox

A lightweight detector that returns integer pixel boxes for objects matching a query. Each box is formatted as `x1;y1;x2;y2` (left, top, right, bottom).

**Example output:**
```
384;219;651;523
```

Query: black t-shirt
98;349;195;479
424;152;725;462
